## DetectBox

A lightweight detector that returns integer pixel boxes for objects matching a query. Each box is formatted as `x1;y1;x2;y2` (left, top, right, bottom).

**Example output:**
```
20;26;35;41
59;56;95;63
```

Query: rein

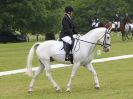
75;38;102;46
73;34;103;52
73;37;102;52
75;28;111;47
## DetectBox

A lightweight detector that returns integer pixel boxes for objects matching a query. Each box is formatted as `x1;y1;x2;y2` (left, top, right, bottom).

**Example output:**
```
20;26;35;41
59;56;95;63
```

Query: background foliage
0;0;133;35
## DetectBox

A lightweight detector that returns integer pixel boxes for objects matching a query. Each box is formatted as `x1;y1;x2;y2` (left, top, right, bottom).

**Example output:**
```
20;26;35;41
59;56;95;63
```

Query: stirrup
65;55;71;61
65;54;73;64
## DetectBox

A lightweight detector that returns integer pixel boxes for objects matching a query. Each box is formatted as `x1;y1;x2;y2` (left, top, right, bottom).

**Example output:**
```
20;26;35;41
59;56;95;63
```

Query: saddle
59;38;74;64
129;25;132;31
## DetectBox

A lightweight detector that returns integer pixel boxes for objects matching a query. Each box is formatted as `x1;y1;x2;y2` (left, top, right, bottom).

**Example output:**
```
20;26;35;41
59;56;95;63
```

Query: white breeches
114;21;120;28
61;36;72;44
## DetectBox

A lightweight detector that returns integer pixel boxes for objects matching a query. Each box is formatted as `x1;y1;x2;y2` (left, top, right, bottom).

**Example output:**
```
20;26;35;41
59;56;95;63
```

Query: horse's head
100;22;112;52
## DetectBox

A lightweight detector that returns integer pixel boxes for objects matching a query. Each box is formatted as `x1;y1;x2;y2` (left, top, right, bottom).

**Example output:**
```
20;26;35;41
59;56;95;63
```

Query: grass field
0;33;133;99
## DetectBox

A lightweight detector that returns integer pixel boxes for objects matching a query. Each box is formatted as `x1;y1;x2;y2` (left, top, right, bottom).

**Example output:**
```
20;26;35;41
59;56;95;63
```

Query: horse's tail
26;42;40;77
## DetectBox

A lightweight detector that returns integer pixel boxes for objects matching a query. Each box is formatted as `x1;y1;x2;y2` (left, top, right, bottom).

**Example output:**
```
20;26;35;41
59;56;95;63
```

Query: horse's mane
98;22;105;27
98;21;112;28
83;27;106;38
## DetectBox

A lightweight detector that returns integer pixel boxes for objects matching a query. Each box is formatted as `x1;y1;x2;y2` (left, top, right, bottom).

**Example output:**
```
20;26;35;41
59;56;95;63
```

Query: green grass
0;58;133;99
0;33;133;99
0;42;36;71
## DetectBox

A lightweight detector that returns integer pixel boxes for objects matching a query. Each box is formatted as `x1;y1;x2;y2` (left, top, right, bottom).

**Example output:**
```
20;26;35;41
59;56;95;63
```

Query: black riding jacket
60;14;78;39
114;16;120;22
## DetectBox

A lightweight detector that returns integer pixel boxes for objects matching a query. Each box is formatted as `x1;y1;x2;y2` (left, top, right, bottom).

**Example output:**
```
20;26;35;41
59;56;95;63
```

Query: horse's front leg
66;62;80;92
122;32;126;41
85;63;100;89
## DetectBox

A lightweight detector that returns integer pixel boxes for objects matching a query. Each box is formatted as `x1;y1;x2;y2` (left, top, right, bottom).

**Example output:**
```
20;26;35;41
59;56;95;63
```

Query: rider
59;6;78;61
123;13;131;24
91;14;100;29
123;13;132;32
113;13;120;30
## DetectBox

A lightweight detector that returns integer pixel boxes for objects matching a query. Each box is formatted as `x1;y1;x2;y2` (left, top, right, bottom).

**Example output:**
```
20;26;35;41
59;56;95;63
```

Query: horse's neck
124;21;127;26
81;28;105;42
124;18;131;25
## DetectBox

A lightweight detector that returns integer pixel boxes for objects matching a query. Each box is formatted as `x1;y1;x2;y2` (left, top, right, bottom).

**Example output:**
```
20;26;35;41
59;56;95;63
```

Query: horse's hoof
28;90;32;93
56;89;62;93
66;88;71;92
95;86;100;90
28;89;33;93
66;90;71;93
28;87;33;93
56;87;62;93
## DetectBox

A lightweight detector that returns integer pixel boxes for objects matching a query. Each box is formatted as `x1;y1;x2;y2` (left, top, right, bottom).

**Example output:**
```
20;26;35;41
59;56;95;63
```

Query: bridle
102;29;111;48
74;28;111;49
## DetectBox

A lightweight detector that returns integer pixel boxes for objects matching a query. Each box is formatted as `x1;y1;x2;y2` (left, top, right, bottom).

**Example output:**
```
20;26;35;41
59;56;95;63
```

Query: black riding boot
64;43;72;61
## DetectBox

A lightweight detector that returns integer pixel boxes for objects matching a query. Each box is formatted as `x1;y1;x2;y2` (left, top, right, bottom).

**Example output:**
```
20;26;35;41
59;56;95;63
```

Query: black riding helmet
65;6;74;13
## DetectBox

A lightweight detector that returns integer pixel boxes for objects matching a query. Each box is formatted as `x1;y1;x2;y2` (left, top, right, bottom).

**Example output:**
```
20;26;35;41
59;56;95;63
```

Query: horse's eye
107;37;110;39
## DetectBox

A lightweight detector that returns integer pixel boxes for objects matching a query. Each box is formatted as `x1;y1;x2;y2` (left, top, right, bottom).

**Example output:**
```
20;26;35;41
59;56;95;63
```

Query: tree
0;0;133;38
0;0;65;39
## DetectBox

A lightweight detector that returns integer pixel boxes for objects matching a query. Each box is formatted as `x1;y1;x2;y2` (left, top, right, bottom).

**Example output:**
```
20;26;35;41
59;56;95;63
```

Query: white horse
124;23;133;40
26;24;112;93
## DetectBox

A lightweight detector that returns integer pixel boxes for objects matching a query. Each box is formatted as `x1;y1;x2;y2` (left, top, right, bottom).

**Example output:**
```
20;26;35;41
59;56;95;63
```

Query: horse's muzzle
103;47;110;52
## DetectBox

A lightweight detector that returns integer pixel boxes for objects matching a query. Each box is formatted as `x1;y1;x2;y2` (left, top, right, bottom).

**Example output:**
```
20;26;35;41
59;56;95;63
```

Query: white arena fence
0;54;133;76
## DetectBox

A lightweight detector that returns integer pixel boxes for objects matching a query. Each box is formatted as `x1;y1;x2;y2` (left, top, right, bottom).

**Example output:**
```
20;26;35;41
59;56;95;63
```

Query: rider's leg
64;43;72;61
118;21;120;29
114;22;118;31
61;36;72;61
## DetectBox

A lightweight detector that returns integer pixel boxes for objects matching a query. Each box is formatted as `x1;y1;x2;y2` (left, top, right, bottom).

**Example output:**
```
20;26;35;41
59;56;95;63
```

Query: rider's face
70;12;73;16
68;12;73;17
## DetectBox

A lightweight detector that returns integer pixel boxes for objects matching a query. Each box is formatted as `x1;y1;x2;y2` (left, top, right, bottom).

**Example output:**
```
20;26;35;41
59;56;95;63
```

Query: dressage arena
0;33;133;99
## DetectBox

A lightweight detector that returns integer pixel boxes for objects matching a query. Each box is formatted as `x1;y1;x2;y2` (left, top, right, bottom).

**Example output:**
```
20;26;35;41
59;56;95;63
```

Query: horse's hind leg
28;60;45;93
126;32;130;39
85;63;100;89
122;32;125;41
131;32;133;40
42;59;61;92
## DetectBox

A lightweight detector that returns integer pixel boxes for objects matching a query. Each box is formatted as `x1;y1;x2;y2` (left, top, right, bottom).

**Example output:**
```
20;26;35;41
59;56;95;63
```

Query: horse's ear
105;22;112;30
